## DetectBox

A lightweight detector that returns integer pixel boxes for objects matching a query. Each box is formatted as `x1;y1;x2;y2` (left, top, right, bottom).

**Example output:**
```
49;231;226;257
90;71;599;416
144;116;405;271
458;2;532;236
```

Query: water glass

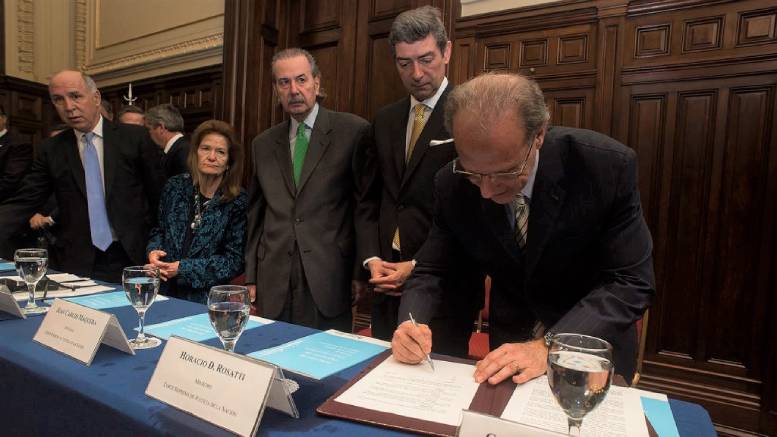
547;333;614;436
14;248;49;315
208;285;250;352
122;266;162;349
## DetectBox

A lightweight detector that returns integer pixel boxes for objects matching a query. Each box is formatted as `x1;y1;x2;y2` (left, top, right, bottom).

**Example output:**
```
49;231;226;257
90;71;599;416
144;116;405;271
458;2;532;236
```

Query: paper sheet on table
248;329;388;379
14;285;116;301
46;273;85;282
0;262;16;272
635;389;680;437
334;355;480;426
500;376;649;437
141;313;267;342
49;291;169;310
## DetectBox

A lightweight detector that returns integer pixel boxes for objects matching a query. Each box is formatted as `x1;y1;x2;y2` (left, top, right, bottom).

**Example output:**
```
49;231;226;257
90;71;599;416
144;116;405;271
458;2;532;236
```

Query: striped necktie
514;195;529;249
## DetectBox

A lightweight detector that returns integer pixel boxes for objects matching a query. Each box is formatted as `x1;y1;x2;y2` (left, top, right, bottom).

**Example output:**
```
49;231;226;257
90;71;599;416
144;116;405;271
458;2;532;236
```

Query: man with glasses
361;6;484;357
391;73;655;384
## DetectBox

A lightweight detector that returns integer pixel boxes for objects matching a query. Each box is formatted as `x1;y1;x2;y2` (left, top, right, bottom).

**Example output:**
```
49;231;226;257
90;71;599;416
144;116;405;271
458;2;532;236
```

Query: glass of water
122;266;162;349
14;248;48;314
208;285;250;353
547;333;614;436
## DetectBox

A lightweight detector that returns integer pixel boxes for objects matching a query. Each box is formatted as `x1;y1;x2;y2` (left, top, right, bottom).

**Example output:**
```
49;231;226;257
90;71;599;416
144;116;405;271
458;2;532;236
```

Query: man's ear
534;123;548;151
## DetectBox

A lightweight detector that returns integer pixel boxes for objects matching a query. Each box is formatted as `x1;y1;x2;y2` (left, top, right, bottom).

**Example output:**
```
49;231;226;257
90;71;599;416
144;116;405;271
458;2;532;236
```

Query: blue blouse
146;174;247;303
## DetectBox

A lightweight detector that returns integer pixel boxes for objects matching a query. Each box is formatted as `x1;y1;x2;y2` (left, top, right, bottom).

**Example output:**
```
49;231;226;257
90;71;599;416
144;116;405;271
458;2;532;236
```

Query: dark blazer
0;132;32;202
147;174;246;303
0;119;165;277
364;84;484;334
245;106;372;319
162;136;190;178
400;126;656;380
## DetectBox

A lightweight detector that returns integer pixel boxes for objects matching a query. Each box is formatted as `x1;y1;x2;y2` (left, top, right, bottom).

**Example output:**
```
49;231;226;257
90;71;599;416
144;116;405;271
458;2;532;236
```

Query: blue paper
47;291;166;310
0;262;16;272
642;397;680;437
248;331;387;379
142;313;265;342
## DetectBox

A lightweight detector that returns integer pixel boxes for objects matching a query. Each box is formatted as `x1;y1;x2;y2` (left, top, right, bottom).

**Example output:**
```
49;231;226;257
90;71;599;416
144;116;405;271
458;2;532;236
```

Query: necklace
190;190;211;230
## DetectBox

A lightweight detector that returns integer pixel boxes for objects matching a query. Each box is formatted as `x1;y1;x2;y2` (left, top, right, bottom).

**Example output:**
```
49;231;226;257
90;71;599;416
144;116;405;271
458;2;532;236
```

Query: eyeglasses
453;141;535;185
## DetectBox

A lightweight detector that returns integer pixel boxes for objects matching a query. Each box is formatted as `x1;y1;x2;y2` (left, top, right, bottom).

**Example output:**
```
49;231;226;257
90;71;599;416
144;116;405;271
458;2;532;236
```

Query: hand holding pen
390;312;435;371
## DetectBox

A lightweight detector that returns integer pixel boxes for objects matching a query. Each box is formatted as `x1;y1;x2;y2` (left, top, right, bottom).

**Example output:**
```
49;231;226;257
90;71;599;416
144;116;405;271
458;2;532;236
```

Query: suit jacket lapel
392;97;411;182
482;197;523;262
102;121;118;200
525;141;567;279
272;120;295;197
401;86;451;188
296;107;332;194
64;130;87;197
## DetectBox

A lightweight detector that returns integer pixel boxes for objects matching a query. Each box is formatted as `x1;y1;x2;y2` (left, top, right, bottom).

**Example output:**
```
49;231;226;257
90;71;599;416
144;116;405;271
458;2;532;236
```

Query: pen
408;312;435;371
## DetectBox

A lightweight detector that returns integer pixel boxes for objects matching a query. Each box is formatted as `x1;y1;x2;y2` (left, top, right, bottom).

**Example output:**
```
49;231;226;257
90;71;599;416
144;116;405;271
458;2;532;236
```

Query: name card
0;285;25;319
146;336;299;436
457;410;565;437
32;298;135;365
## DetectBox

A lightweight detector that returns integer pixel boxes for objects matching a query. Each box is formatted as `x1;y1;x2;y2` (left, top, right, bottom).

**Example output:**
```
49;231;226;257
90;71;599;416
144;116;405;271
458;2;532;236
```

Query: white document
60;280;99;287
47;273;85;282
325;329;391;348
335;355;480;426
501;376;649;437
14;284;115;301
249;315;275;325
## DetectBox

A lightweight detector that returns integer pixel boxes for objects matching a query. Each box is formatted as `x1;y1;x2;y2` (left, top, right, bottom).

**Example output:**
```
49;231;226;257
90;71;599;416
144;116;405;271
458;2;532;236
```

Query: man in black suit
145;103;190;178
0;105;32;203
392;73;655;384
362;6;483;357
0;70;164;282
245;49;372;331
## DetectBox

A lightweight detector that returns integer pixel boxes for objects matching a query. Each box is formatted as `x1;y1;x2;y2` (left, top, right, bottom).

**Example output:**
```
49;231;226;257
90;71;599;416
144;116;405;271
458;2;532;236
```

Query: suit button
397;204;405;211
295;218;303;223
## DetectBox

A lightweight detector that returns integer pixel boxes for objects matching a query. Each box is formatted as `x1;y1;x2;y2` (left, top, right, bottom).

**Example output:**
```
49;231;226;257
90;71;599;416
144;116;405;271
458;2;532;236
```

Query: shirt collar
289;103;319;140
164;133;184;154
409;76;448;112
0;129;7;139
74;116;104;142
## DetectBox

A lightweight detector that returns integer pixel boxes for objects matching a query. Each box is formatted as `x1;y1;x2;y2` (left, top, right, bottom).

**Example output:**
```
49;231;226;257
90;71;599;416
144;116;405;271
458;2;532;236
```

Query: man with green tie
245;48;373;331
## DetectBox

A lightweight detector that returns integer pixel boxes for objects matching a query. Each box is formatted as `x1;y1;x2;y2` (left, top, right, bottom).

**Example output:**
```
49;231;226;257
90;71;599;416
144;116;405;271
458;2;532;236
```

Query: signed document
334;355;479;426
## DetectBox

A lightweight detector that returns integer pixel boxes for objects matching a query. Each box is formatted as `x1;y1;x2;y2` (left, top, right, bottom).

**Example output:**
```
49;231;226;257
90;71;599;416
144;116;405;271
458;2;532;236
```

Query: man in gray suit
245;48;372;331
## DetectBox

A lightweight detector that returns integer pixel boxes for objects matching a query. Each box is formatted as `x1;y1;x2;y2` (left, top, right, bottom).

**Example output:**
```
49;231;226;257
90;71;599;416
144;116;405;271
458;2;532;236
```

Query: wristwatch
543;331;555;347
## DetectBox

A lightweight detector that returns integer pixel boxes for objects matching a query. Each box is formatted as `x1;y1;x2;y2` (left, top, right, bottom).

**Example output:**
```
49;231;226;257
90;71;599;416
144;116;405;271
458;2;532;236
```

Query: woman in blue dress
146;120;246;303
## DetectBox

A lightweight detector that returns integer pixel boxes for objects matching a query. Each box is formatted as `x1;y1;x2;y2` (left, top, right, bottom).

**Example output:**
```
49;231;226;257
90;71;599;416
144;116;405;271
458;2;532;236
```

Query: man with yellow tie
362;6;484;357
245;49;372;331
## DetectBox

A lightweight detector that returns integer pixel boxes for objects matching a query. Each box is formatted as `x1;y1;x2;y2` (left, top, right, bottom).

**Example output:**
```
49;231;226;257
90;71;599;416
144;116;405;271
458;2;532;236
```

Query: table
0;281;716;436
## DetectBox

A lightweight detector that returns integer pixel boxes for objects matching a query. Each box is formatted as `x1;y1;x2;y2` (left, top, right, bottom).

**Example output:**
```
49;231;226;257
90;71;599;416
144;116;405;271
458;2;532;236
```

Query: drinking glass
14;248;49;315
207;285;250;352
122;266;162;349
547;333;614;436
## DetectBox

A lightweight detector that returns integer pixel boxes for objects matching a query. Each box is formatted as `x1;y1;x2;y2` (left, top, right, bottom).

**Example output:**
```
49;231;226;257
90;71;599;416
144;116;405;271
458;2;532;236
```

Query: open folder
317;350;516;437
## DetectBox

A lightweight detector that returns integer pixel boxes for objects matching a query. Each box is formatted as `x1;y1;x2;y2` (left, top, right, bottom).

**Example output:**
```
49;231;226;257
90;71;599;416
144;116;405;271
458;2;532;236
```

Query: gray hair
271;48;320;80
444;73;550;145
117;105;144;118
389;6;448;56
82;73;98;93
145;103;184;132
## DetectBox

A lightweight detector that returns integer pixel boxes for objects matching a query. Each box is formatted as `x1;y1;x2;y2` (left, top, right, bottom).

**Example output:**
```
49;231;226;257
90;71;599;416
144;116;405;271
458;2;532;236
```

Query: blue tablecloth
0;287;716;436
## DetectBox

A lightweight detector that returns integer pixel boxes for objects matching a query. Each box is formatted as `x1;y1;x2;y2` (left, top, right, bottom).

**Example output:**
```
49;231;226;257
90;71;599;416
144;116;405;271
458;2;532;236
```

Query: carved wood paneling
683;17;723;52
0;75;53;146
635;24;671;57
737;8;777;45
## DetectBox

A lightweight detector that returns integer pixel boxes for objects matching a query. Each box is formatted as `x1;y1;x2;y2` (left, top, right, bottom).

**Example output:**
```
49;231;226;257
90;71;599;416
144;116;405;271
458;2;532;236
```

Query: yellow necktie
393;103;428;252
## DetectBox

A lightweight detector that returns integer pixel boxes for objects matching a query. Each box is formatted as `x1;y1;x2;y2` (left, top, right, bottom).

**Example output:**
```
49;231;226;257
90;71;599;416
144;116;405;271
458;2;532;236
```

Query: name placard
146;336;297;436
0;285;25;319
32;298;135;365
457;410;565;437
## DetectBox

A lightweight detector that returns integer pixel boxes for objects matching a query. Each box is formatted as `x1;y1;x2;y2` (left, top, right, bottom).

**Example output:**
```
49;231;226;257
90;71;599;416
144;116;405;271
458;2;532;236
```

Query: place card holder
0;284;26;319
457;410;565;436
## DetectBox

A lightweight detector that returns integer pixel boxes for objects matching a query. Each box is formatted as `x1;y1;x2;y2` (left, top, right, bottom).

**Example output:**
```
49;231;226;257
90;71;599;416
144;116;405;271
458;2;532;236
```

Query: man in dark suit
0;105;32;203
392;73;655;384
245;49;372;331
363;6;483;357
0;70;165;283
145;103;190;178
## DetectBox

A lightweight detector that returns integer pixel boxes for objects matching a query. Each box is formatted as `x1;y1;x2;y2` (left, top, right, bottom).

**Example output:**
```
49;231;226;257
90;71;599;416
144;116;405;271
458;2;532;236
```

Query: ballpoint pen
408;312;435;371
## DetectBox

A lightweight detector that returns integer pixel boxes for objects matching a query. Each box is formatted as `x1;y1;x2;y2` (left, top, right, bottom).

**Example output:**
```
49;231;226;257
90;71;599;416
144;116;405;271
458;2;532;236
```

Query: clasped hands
367;259;414;296
147;250;180;281
391;320;549;385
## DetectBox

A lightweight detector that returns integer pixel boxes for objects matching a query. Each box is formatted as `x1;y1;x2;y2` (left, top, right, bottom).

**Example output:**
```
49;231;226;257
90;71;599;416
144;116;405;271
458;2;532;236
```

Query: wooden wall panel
0;76;54;146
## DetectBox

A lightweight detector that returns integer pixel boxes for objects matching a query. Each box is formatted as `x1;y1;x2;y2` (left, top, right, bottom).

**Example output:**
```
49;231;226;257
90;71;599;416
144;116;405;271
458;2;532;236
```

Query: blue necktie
83;132;112;251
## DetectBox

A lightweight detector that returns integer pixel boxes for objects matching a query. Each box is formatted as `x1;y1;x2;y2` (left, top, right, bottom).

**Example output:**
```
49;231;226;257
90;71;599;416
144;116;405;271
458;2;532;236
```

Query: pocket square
429;138;454;146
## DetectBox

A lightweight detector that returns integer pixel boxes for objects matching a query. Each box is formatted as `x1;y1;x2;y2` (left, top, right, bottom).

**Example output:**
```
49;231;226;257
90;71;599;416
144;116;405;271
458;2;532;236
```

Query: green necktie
292;122;309;185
